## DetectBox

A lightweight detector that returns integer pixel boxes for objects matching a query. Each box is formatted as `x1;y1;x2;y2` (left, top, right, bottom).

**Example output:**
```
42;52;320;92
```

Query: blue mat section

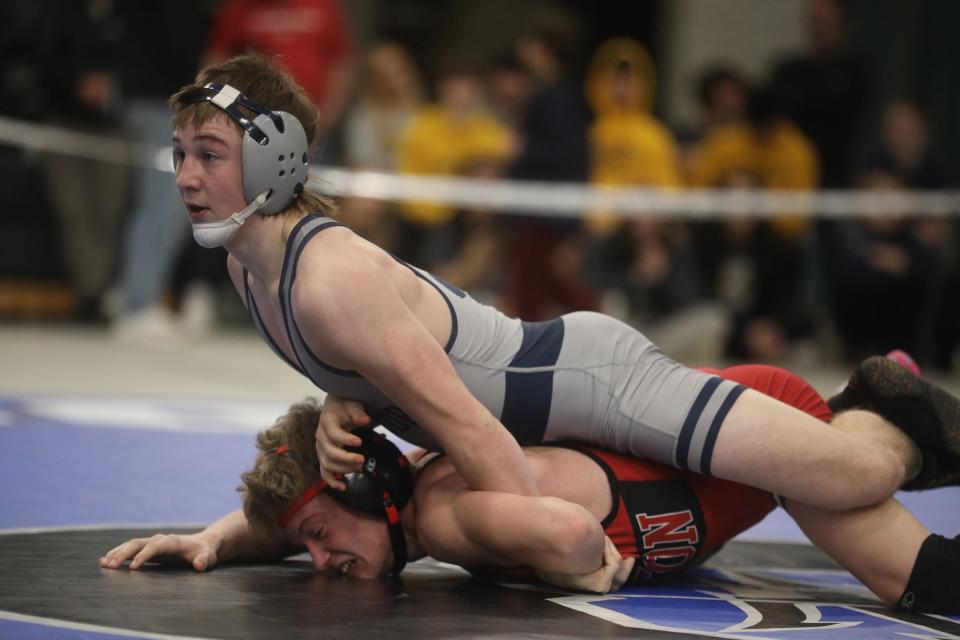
0;395;255;529
1;391;959;537
0;618;151;640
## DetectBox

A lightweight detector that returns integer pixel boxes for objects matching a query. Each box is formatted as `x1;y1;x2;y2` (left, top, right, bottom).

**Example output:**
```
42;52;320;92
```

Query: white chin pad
190;192;269;249
192;219;240;248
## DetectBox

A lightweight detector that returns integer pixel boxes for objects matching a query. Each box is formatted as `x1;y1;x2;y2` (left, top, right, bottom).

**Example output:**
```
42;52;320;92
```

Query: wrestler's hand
535;536;635;593
316;394;370;491
99;532;220;572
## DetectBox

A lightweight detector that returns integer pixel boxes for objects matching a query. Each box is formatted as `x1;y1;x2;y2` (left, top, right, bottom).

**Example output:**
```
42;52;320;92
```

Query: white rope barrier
3;115;958;219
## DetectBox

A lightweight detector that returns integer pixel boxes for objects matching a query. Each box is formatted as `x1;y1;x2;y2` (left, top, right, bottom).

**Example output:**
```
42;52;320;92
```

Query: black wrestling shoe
829;355;960;490
902;450;960;491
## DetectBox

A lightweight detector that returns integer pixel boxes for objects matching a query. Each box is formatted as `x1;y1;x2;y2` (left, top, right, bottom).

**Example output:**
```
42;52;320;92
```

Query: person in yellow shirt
394;64;512;268
686;88;819;237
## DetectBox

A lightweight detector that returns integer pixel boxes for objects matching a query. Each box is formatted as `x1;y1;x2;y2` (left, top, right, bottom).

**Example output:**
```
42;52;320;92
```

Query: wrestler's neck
226;213;288;285
400;501;427;562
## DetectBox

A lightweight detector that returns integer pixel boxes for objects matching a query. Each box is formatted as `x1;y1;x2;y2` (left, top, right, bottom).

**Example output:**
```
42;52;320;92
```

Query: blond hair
169;52;336;224
239;398;325;541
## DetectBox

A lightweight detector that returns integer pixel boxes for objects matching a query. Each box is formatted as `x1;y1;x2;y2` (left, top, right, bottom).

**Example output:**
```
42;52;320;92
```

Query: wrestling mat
2;393;959;639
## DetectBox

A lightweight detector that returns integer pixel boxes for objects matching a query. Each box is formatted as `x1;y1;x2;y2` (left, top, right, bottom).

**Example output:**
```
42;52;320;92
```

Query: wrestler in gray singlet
244;215;745;475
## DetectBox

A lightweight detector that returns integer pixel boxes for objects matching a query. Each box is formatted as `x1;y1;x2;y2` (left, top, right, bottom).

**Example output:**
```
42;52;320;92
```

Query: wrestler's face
284;493;393;578
172;115;247;225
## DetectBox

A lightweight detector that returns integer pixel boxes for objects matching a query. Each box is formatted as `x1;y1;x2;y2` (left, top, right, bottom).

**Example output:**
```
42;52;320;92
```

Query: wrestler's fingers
191;549;217;572
100;538;150;569
597;537;626;592
342;400;371;427
317;413;363;449
603;536;622;564
319;465;347;492
316;429;364;474
316;439;364;472
611;556;636;592
129;535;182;570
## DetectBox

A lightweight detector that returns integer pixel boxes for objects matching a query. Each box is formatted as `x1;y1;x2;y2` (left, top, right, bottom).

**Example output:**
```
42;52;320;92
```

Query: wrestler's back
241;215;740;470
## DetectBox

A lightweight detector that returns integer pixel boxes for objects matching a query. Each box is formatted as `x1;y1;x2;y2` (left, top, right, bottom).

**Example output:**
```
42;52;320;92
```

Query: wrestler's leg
706;365;918;510
711;394;918;510
552;316;918;509
786;497;960;613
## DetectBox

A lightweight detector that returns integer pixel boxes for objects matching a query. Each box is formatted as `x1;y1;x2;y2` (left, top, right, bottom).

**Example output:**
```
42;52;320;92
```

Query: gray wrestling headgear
182;82;310;246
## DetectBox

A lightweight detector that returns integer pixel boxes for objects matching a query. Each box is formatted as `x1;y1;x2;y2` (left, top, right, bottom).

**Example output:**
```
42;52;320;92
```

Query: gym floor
2;325;959;639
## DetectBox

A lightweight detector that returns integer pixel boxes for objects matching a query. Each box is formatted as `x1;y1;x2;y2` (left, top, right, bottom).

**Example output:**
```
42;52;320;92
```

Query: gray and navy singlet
244;214;746;475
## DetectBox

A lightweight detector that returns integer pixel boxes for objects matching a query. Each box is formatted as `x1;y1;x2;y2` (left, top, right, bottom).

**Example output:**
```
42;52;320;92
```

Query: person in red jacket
203;0;355;132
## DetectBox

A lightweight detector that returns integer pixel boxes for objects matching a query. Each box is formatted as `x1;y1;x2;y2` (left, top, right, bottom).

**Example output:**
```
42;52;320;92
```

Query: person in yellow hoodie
584;37;682;231
583;39;723;363
393;64;513;269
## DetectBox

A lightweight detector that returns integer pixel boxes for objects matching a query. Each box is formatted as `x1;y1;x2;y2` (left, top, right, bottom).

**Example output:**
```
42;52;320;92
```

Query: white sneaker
111;305;184;347
180;282;217;338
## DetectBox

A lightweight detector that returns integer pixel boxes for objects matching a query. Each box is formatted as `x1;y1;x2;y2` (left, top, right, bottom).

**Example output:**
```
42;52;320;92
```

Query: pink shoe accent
886;349;922;377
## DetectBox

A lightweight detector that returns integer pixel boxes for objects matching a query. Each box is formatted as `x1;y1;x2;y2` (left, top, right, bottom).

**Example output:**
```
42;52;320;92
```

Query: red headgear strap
278;479;327;528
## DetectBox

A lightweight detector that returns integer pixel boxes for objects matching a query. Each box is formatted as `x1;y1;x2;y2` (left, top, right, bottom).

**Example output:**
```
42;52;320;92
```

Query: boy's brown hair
239;398;325;541
169;52;335;220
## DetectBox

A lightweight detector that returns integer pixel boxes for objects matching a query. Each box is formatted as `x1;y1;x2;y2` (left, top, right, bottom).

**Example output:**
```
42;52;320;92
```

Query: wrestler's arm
100;509;298;572
415;478;605;575
413;471;633;593
294;245;539;496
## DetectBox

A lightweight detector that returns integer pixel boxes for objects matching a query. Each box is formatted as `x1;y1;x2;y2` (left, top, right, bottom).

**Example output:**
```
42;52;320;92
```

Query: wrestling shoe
828;350;921;413
829;354;960;490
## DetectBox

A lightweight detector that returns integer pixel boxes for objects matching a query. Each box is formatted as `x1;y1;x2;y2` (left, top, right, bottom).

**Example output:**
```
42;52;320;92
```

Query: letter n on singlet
637;511;699;548
619;479;706;572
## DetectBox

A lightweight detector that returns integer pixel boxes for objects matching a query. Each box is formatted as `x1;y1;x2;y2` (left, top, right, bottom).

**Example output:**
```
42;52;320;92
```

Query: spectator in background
865;100;950;190
484;53;535;131
860;100;956;370
830;171;938;361
770;0;874;189
38;0;128;323
695;66;751;135
344;43;423;171
204;0;355;136
687;87;818;238
584;38;680;229
580;38;722;363
340;42;424;250
678;65;751;170
502;9;596;321
693;171;814;363
110;2;211;343
393;62;512;271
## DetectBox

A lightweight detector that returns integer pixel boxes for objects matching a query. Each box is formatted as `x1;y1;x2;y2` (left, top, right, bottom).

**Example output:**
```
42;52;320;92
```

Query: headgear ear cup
329;429;414;517
242;112;310;214
328;429;414;574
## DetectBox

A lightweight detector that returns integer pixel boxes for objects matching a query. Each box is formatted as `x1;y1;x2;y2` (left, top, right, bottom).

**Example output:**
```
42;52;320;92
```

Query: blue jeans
116;99;190;313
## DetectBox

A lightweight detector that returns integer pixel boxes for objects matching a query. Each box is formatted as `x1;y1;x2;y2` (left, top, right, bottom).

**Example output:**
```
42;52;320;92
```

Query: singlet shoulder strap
243;267;303;373
278;214;360;377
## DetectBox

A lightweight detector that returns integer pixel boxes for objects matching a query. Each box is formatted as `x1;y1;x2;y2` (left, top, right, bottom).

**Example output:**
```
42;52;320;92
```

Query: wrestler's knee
825;447;902;510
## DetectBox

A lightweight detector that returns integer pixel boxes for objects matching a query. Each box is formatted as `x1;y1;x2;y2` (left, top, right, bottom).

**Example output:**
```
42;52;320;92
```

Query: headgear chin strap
181;82;310;246
276;430;414;575
191;191;269;248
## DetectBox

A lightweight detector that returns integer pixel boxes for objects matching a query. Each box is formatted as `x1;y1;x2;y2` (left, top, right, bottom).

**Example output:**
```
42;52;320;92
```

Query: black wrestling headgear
277;429;413;575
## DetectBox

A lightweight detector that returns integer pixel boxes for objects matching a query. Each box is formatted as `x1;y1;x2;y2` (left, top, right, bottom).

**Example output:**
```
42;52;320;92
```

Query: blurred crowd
2;0;958;371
